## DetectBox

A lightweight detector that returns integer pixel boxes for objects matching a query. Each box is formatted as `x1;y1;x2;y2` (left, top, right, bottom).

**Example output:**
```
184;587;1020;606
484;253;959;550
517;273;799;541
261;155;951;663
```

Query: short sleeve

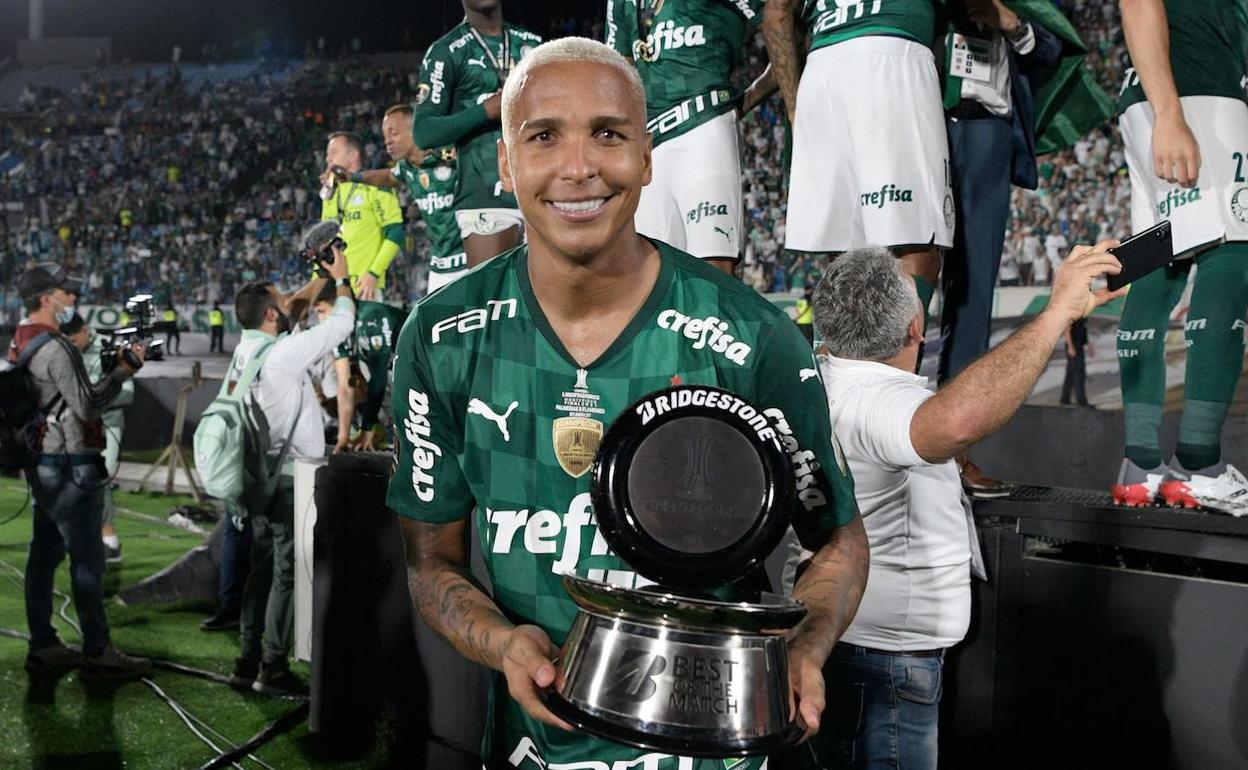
753;319;858;540
386;309;473;522
374;187;403;227
841;377;931;470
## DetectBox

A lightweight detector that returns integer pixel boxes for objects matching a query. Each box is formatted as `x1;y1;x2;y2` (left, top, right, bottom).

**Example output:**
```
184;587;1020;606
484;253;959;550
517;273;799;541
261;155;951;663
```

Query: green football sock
1117;260;1190;467
1175;243;1248;470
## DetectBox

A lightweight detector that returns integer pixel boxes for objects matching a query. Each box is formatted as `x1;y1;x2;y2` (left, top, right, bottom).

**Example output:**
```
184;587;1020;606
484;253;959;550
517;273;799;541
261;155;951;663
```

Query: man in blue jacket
936;0;1063;496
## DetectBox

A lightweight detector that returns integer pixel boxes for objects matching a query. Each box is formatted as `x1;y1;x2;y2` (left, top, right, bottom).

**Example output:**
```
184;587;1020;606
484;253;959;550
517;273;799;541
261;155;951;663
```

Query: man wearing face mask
226;241;354;695
10;263;150;680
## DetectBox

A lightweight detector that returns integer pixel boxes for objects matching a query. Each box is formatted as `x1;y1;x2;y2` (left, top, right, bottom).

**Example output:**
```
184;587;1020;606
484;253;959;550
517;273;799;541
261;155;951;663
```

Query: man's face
382;113;416;161
499;61;651;262
325;137;361;172
42;287;74;315
67;328;91;351
462;0;500;14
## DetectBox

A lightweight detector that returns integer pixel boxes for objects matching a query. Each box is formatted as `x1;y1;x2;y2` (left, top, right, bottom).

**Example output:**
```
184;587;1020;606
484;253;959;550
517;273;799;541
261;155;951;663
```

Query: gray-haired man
802;242;1123;769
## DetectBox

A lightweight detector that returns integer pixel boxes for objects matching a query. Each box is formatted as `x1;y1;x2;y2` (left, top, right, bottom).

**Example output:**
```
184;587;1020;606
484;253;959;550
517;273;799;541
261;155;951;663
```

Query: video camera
300;220;347;274
99;294;164;373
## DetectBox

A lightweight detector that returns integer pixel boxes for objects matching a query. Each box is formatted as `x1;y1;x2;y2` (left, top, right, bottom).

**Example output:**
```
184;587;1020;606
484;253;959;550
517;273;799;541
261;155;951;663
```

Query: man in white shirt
806;241;1124;769
227;244;354;696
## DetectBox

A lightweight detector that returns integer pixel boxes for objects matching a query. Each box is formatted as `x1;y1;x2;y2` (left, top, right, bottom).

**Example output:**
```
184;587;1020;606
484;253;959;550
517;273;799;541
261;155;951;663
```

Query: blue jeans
807;644;944;770
218;507;252;612
25;455;111;655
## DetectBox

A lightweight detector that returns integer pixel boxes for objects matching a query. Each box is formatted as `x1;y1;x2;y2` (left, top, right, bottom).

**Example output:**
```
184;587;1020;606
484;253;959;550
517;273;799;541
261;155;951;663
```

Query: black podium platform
944;488;1248;769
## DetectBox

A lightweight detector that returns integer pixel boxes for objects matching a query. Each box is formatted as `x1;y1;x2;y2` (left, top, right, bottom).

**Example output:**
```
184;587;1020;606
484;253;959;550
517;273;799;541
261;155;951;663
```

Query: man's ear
908;314;925;346
498;138;514;193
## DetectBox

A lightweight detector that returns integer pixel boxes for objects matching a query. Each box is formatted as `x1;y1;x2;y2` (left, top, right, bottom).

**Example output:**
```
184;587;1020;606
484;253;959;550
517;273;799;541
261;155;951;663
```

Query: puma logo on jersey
800;368;819;382
633;21;707;62
656;309;752;365
468;398;518;442
713;225;735;243
466;56;488;69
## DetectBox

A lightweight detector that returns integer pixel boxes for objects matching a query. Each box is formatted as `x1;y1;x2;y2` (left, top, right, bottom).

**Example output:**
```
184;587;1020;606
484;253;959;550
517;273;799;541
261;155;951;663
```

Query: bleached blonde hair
500;37;645;142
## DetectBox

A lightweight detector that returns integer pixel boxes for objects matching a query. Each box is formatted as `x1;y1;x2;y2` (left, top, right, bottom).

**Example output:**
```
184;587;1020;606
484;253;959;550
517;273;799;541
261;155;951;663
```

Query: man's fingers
511;684;574;731
1093;287;1129;305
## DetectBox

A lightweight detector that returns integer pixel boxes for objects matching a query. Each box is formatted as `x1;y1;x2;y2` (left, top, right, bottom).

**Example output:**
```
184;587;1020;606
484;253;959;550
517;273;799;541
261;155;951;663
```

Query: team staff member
11;264;150;680
320;131;404;300
1112;0;1248;512
805;242;1124;769
763;0;949;313
209;302;227;353
228;245;355;696
606;0;774;274
412;0;541;267
348;105;469;292
388;38;868;769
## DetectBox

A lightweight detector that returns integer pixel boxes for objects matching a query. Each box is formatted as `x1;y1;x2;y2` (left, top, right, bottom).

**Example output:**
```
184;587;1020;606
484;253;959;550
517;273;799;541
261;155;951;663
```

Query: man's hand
966;0;1021;33
319;165;349;188
1152;111;1201;187
483;91;503;121
787;643;825;743
327;244;350;282
333;430;351;454
115;343;147;377
354;428;376;451
501;625;572;731
358;272;378;300
1046;241;1126;325
1066;342;1078;357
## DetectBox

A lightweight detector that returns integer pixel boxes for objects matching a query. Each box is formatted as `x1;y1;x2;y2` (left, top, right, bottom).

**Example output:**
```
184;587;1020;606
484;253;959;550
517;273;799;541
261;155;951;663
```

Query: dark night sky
0;0;602;62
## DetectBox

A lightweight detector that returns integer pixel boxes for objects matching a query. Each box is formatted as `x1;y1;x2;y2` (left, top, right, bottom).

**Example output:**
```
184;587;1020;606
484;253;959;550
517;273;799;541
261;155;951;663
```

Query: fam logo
430;298;517;343
860;183;914;209
686;201;729;224
1117;328;1155;341
1230;187;1248;224
1157;186;1201;218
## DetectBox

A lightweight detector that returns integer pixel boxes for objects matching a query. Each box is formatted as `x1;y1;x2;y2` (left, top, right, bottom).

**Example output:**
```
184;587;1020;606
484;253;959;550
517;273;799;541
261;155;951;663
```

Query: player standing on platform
606;0;775;274
762;0;950;312
349;105;469;293
320;132;405;301
388;38;868;769
1111;0;1248;514
413;0;541;268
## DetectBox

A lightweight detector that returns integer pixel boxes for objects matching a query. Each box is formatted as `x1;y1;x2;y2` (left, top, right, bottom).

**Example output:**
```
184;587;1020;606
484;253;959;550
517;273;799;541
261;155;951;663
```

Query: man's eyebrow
519;114;635;132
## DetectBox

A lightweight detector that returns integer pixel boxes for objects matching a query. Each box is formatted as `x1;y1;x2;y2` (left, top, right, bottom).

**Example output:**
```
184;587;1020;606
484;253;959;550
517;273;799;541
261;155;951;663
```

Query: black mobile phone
1106;220;1173;291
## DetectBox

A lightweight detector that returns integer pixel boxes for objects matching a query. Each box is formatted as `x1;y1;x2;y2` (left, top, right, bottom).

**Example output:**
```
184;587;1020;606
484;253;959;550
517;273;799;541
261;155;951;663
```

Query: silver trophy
540;385;807;757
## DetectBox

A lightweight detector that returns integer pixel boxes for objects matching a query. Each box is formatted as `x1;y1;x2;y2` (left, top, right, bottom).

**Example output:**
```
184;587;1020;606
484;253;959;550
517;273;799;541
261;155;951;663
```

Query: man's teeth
552;199;605;213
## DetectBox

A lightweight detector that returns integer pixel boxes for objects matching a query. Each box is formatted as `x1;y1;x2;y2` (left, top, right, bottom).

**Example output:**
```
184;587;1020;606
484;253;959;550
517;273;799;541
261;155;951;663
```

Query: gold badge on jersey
553;417;602;478
553;368;607;477
419;172;431;190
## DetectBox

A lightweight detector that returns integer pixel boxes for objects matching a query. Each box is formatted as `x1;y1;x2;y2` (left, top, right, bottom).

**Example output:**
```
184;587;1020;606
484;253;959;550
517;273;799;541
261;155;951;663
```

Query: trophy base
539;687;807;759
545;576;808;758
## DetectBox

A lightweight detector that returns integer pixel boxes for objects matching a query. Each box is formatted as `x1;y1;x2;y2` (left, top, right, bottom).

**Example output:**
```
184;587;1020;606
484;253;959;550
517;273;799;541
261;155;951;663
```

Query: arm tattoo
405;521;514;670
790;516;870;662
762;0;803;119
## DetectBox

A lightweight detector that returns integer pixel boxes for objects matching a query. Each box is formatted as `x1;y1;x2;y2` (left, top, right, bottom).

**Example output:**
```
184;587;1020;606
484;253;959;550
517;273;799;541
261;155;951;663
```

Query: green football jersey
413;20;542;211
606;0;764;147
337;301;407;430
804;0;938;53
387;242;857;769
394;155;467;275
1117;0;1248;110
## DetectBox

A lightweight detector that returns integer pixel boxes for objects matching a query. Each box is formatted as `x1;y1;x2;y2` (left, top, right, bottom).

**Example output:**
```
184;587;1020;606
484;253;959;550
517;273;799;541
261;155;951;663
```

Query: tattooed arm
762;0;804;122
399;517;572;729
786;515;870;740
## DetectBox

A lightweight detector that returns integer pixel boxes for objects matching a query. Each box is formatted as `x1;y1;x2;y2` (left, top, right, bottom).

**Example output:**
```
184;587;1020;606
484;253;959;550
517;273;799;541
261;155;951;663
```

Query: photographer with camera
61;314;134;564
226;234;355;695
8;263;150;680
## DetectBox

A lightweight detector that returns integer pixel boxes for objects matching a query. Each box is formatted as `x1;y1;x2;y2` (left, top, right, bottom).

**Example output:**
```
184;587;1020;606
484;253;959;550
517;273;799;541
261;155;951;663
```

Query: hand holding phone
1106;221;1174;291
